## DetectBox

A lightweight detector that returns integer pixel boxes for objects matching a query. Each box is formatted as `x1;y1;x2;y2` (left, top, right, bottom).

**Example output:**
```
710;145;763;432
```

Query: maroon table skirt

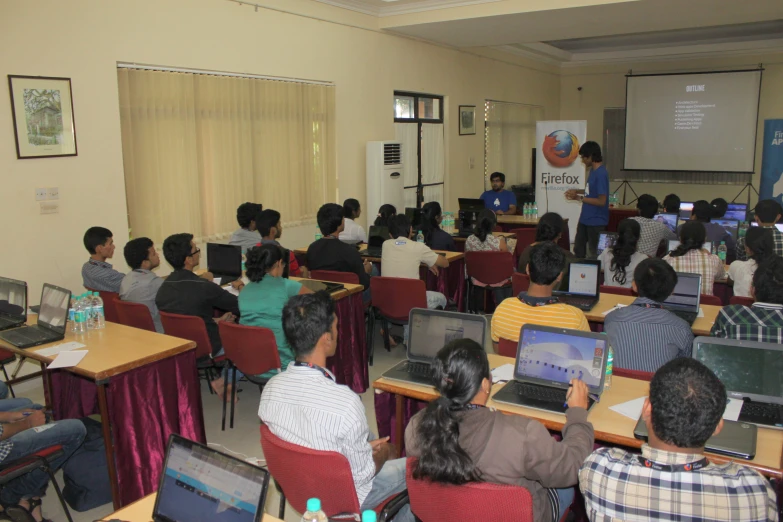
419;258;466;312
327;292;368;393
498;222;571;252
49;350;206;507
374;392;428;450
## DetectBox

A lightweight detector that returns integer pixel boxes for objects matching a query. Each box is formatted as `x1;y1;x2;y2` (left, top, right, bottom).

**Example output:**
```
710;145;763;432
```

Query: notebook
661;272;702;324
633;417;757;460
553;260;600;311
207;243;243;285
0;283;70;349
0;277;27;331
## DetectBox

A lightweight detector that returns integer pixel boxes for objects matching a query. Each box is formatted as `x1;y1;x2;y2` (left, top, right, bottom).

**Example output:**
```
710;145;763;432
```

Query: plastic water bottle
91;292;106;330
532;202;538;219
416;230;425;243
738;221;748;238
315;225;323;241
69;295;78;333
717;241;727;263
362;511;377;522
73;294;88;335
300;498;327;522
85;293;96;330
604;345;614;390
523;203;529;219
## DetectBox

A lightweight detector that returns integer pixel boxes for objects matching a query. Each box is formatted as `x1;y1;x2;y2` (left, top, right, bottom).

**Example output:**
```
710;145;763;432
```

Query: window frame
394;91;444;124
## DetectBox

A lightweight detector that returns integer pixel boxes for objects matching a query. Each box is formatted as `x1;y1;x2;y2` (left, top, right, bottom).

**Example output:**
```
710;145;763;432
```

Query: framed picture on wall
459;105;476;135
8;75;78;159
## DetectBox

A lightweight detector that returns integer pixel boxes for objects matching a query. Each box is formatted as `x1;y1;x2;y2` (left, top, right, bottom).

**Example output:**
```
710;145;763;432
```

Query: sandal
5;498;51;522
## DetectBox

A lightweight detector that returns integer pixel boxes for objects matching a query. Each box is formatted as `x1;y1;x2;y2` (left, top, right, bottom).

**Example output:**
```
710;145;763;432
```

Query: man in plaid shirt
580;358;778;522
711;256;783;343
736;199;783;261
630;194;676;257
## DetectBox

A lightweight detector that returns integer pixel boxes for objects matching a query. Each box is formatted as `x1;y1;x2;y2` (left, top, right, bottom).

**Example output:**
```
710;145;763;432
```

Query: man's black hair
256;209;281;238
754;199;783;224
535;212;564;242
710;198;728;219
489;172;505;183
649;358;726;449
636;194;659;219
123;237;154;270
282;291;336;359
633;258;677;302
753;256;783;305
317;203;344;236
389;214;412;239
578;141;602;163
663;194;681;214
528;242;566;286
83;227;113;255
692;200;713;222
236;202;263;229
162;233;194;270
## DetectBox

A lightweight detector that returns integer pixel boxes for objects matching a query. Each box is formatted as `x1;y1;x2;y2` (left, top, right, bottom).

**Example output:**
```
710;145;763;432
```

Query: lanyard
450;403;486;412
637;456;709;472
293;361;333;381
518;294;559;307
632;302;664;309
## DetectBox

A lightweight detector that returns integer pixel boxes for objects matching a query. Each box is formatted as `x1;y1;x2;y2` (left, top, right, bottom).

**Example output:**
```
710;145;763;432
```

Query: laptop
660;272;701;324
679;201;694;220
0;277;27;331
596;232;617;258
724;203;748;221
458;198;486;212
298;279;346;295
553;260;600;311
207;243;242;285
713;219;740;241
653;213;678;233
360;226;388;258
491;324;609;415
693;336;783;430
0;284;70;349
749;222;783;233
381;309;487;386
668;240;713;254
152;434;270;522
634;416;757;460
405;207;423;231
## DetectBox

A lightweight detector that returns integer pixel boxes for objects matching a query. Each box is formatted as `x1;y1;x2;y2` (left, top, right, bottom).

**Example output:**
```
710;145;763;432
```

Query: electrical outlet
39;202;59;214
35;188;47;201
469;157;475;169
47;187;59;200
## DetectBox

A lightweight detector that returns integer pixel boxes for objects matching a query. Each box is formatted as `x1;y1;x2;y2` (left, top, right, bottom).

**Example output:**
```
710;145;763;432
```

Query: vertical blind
484;101;544;189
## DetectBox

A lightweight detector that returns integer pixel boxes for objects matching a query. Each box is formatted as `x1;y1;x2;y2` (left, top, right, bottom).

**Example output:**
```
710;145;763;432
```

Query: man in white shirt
338;198;368;243
259;292;412;521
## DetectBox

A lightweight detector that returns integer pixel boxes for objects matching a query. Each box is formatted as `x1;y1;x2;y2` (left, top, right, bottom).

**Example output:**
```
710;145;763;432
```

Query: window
484;101;543;188
394;91;443;123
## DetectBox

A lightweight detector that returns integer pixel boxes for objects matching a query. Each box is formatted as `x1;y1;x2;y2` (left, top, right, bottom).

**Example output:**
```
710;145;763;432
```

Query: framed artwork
459;105;476;135
8;75;78;159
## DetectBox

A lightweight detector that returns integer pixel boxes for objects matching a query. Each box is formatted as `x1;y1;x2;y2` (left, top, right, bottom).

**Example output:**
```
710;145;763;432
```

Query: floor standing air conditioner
366;141;404;221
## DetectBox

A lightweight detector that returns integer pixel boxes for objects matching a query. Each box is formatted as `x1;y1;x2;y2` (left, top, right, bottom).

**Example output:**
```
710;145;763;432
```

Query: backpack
62;417;112;511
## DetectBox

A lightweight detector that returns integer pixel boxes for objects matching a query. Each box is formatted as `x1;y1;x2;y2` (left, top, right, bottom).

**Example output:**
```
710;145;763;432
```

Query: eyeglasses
188;248;201;257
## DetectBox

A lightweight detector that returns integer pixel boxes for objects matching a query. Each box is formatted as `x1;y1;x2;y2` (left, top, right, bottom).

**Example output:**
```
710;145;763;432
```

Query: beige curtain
484;101;543;188
118;68;335;244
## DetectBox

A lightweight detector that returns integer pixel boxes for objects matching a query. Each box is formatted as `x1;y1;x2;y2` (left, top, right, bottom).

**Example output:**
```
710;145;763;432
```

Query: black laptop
661;272;701;324
360;226;388;258
152;434;270;522
0;277;27;331
298;279;346;295
693;336;783;430
0;284;70;349
553;260;600;311
381;309;487;386
405;207;423;231
491;324;609;415
207;243;242;285
634;417;757;460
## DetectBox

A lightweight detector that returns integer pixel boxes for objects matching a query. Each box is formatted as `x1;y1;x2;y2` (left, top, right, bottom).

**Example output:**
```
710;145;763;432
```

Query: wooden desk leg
395;394;405;454
97;382;121;510
41;366;53;413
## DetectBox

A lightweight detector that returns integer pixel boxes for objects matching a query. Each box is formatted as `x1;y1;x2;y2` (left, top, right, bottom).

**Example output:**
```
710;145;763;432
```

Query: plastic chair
369;278;427;364
512;273;530;296
85;288;120;323
700;294;722;306
613;368;654;381
599;285;635;297
497;338;517;358
218;322;281;431
0;445;73;522
159;312;220;392
729;295;754;306
465;251;514;313
114;299;156;332
260;424;408;520
509;228;537;260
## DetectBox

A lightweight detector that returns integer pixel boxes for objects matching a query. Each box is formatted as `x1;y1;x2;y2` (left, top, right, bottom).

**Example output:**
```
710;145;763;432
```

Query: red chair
497;338;517;358
730;295;754;306
509;228;537;261
310;270;360;285
369;277;427;364
613;368;654;381
260;424;408;520
159;312;220;392
700;294;722;306
114;299;156;332
465;251;514;313
599;285;635;297
0;445;73;522
512;273;529;296
218;322;281;431
85;288;120;323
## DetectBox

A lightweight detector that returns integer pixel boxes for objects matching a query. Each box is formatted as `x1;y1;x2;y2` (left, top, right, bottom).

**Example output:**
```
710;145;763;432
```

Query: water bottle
315;225;322;241
69;295;78;333
73;294;87;335
604;345;613;390
532;202;538;219
717;241;727;263
84;293;95;330
300;498;327;522
416;230;424;243
91;292;106;330
738;221;748;239
523;203;529;219
362;511;377;522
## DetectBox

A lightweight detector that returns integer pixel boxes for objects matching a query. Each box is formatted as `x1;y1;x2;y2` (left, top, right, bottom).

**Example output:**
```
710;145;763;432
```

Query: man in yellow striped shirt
492;242;590;348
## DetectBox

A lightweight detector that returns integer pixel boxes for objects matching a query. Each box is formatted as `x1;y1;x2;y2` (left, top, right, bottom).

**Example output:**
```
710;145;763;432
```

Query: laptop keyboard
7;327;50;343
0;317;22;328
740;402;783;425
559;297;596;309
402;361;432;379
507;381;568;403
669;310;697;324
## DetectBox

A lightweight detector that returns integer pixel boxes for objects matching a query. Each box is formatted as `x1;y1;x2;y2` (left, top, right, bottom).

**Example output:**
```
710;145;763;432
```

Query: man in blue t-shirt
565;141;609;259
480;172;517;215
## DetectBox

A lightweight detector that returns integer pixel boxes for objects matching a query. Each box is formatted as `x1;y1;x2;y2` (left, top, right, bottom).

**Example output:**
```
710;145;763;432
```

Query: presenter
565;141;609;259
480;172;517;215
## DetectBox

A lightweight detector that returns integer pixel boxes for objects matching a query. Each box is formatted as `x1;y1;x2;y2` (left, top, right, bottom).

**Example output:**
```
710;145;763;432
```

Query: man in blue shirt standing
566;141;609;259
480;172;517;215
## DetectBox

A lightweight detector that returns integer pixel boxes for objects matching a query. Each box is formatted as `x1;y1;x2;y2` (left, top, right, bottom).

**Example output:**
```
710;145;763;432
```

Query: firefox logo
542;130;580;168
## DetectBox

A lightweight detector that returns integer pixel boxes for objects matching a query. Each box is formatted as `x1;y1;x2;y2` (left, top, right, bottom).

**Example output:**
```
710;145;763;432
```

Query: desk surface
291;276;364;300
373;354;783;478
105;493;283;522
294;245;465;263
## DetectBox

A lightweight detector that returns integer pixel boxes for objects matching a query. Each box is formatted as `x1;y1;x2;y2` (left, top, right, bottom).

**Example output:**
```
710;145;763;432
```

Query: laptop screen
596;233;616;257
750;222;783;233
408;310;485;361
566;263;599;296
694;340;783;400
0;278;26;319
367;226;388;248
458;198;485;212
405;207;422;231
207;244;242;277
38;284;70;331
668;240;713;254
155;436;269;522
653;213;678;233
662;273;701;311
713;219;739;240
679;201;694;220
724;203;747;221
515;327;607;390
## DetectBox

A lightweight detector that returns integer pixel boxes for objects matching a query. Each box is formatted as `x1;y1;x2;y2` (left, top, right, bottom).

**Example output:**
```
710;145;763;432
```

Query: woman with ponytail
728;227;775;297
599;219;647;288
420;201;456;251
239;244;313;378
405;339;594;522
664;220;726;295
373;204;397;228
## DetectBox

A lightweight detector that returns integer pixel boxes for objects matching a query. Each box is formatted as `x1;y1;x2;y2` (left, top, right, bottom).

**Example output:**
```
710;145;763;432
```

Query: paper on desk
601;304;627;316
213;278;222;285
723;398;743;421
697;307;704;318
223;285;240;297
491;364;515;383
610;396;647;420
47;350;88;369
36;342;86;357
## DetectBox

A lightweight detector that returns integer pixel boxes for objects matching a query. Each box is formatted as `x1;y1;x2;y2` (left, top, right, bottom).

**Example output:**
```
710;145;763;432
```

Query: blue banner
759;119;783;207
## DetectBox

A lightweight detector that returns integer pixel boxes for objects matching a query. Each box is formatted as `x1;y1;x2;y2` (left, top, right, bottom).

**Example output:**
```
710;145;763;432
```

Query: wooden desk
291;276;363;300
293;245;465;264
373;354;783;479
497;215;540;226
103;493;283;522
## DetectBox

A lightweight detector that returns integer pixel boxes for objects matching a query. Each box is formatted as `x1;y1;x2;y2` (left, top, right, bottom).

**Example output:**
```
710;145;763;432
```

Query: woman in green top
239;244;313;379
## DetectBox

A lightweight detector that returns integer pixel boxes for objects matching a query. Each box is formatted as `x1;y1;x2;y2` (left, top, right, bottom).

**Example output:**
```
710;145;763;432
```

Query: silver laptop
381;309;487;386
491;324;609;415
0;284;70;349
553;260;601;311
0;277;27;331
634;417;757;460
693;336;783;430
661;272;702;325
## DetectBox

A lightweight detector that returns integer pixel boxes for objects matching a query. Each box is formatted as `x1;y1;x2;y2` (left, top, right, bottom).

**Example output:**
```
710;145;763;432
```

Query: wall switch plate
39;202;59;214
47;187;59;200
35;188;47;201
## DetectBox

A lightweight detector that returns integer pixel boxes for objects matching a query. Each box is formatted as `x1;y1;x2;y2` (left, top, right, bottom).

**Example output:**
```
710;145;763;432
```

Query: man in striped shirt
81;227;125;292
259;292;413;521
605;258;692;373
491;242;590;348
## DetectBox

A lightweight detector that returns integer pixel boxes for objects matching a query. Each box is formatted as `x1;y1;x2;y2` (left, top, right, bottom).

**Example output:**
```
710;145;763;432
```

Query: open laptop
634;417;757;460
653;213;678;233
0;284;70;349
596;232;617;257
381;309;487;386
152;434;270;522
713;219;740;241
405;207;423;231
668;240;713;254
0;277;27;331
207;243;242;285
553;260;600;311
360;226;388;258
491;324;609;415
749;222;783;233
724;203;748;221
679;201;694;220
458;198;486;212
298;279;346;295
693;336;783;430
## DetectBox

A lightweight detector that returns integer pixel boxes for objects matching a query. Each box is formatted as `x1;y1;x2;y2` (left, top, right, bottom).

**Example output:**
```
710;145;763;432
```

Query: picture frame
8;75;78;159
459;105;476;136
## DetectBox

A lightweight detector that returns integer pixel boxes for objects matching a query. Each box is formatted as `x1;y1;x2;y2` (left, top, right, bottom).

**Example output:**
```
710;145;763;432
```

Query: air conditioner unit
366;141;404;221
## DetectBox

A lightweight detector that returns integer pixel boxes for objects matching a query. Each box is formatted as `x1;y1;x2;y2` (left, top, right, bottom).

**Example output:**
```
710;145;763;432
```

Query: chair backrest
405;459;534;522
497;338;517;358
700;293;723;306
613;367;654;381
465;251;514;286
218;322;281;376
159;312;213;359
260;424;360;516
509;228;537;259
512;272;529;296
370;277;427;322
729;295;754;306
599;285;635;297
114;299;156;332
309;270;360;285
85;288;120;323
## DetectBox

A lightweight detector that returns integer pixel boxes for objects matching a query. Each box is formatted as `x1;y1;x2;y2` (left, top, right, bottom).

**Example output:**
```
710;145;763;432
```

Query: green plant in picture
23;88;63;146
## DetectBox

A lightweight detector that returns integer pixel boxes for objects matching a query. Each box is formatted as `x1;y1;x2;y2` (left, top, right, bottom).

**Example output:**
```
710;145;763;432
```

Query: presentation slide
625;70;761;172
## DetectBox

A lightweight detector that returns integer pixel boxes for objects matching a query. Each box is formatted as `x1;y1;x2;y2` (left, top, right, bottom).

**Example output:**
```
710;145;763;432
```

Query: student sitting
255;209;307;277
491;242;590;347
664;221;726;296
630;194;676;257
465;209;511;303
711;197;728;219
405;339;594;522
580;358;777;522
338;198;367;244
599;219;647;289
728;227;774;298
420;201;456;252
119;237;164;332
677;200;735;253
736;198;783;260
229;202;263;253
662;193;680;214
479;172;517;215
604;258;692;373
81;227;124;293
374;204;397;228
259;292;413;522
517;212;574;273
711;256;783;343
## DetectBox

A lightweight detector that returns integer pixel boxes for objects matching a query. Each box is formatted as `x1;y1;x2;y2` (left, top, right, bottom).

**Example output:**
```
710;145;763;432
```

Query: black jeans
574;222;604;259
